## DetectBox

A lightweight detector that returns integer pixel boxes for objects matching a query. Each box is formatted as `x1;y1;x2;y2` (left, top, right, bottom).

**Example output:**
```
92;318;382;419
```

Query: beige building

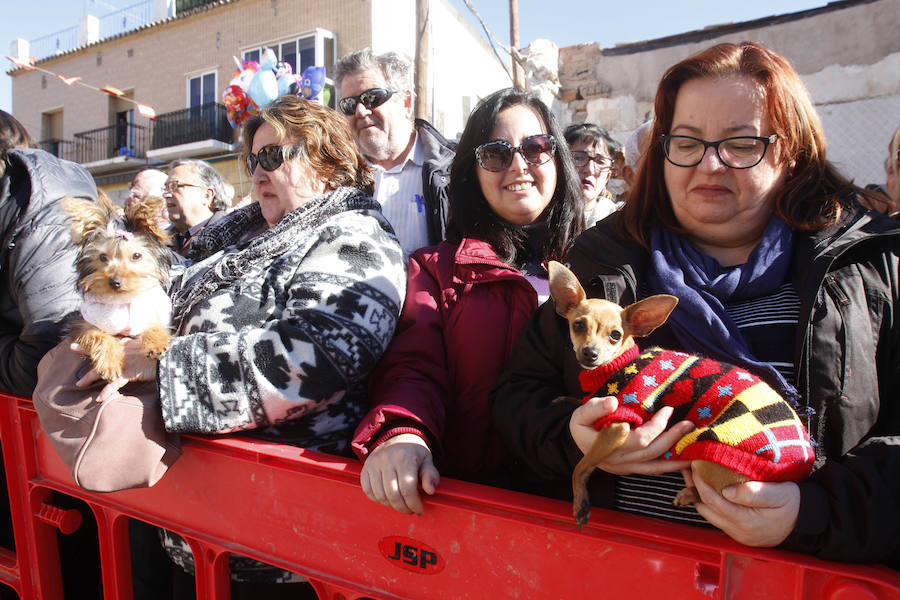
7;0;509;202
555;0;900;188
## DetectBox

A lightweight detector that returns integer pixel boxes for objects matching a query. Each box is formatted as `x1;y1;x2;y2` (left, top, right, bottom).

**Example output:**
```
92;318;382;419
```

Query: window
241;29;337;108
188;71;216;108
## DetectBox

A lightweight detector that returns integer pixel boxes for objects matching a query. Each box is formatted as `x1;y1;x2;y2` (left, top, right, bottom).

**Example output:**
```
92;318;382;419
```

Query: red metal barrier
2;390;899;599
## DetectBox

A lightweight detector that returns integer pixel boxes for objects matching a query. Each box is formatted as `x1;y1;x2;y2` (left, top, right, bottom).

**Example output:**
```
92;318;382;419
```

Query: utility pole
415;0;430;120
509;0;525;89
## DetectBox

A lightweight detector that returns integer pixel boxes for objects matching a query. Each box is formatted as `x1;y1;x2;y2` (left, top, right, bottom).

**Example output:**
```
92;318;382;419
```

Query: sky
1;0;829;115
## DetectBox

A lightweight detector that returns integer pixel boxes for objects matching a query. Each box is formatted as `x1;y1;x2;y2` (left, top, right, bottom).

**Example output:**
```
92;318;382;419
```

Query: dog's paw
93;358;123;382
574;502;591;529
673;486;700;506
140;327;171;360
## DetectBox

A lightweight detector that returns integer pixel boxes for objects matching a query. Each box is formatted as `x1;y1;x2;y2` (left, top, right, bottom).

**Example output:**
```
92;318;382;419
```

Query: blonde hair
241;96;373;194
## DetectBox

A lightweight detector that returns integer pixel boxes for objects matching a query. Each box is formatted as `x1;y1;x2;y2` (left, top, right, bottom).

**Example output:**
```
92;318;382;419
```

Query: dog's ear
622;294;679;338
548;261;586;317
61;197;112;244
126;195;171;245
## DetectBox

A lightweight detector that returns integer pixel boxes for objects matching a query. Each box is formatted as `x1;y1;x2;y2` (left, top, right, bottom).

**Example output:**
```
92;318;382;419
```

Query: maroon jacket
352;238;538;480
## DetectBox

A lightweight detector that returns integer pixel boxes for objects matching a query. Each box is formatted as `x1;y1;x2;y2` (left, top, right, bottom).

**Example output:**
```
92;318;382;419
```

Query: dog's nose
108;277;122;290
581;347;599;362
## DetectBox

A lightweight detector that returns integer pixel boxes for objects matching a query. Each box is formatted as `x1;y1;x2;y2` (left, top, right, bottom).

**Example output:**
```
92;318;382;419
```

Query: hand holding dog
570;396;693;475
360;433;440;516
73;337;157;389
684;466;800;547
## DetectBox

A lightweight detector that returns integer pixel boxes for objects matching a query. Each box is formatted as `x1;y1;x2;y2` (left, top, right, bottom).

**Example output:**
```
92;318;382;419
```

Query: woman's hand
359;433;441;516
72;338;158;389
570;396;693;475
684;466;801;547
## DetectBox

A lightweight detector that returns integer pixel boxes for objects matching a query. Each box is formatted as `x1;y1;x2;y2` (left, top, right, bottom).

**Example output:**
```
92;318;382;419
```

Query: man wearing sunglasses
336;48;456;254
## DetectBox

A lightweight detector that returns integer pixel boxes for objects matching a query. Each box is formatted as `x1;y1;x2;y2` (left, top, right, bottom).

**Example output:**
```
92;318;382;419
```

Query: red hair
622;41;857;246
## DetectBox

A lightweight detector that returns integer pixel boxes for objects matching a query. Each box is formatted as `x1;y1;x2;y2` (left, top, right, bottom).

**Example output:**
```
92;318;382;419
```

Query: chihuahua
547;261;814;528
63;194;173;382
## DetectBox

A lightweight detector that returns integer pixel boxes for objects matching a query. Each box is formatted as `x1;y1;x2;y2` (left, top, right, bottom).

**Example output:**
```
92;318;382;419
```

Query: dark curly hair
447;88;584;265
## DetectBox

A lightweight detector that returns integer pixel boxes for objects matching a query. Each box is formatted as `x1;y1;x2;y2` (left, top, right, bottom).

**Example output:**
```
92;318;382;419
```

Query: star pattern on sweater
607;382;619;395
623;392;638;404
642;374;658;387
659;360;674;370
717;385;733;397
625;364;638;375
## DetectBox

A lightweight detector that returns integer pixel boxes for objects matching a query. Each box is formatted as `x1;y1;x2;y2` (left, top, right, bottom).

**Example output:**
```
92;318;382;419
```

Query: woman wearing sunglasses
351;87;584;515
492;42;900;568
564;123;623;226
67;95;406;596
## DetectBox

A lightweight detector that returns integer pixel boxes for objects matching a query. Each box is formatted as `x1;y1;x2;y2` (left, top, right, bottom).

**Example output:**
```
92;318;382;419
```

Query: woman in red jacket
352;87;585;514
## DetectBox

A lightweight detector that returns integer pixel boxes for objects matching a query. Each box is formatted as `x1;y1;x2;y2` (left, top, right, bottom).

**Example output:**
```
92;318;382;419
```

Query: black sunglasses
338;88;397;116
475;134;557;172
246;145;302;175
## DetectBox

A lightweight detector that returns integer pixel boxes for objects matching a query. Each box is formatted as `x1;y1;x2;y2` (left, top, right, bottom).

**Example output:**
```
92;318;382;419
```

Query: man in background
336;48;456;254
163;159;228;257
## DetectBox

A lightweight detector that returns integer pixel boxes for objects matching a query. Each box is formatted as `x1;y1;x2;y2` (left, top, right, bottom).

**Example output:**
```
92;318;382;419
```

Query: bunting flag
56;74;82;86
6;55;157;118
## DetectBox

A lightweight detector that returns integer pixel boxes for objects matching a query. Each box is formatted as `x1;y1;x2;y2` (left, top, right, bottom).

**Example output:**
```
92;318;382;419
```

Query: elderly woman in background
352;88;584;515
564;123;622;225
492;41;900;568
66;95;406;596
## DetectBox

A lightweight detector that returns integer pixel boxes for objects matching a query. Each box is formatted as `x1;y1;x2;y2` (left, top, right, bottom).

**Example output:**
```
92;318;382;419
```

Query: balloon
299;66;326;101
221;58;261;127
275;61;300;97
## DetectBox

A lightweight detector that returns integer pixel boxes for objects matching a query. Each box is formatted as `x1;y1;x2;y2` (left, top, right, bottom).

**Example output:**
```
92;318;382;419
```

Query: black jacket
491;206;900;568
0;149;97;396
415;119;456;245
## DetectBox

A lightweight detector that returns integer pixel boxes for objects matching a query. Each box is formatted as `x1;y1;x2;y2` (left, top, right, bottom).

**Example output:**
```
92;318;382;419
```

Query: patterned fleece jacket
157;186;406;455
580;345;814;481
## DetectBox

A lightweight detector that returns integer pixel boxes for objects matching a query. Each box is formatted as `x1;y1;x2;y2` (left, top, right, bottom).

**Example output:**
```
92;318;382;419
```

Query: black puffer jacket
0;148;96;396
415;119;456;246
491;205;900;568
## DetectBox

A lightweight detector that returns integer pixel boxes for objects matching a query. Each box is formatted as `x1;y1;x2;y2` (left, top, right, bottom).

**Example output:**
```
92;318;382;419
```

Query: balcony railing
176;0;220;11
150;102;234;150
73;122;149;164
36;139;76;162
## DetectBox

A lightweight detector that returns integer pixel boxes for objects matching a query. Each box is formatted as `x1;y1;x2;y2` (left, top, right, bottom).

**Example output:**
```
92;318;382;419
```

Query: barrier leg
93;507;134;600
187;538;230;600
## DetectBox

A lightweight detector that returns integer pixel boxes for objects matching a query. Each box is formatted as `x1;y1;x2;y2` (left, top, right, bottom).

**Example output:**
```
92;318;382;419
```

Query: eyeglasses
571;151;612;170
475;134;557;172
245;145;303;175
337;88;397;116
163;181;205;194
661;134;778;169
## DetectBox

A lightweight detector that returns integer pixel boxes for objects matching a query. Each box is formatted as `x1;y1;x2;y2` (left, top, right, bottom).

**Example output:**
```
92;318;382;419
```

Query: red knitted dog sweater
579;345;814;482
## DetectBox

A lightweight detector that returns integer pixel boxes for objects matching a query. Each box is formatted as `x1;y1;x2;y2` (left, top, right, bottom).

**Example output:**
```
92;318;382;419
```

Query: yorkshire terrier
63;194;173;382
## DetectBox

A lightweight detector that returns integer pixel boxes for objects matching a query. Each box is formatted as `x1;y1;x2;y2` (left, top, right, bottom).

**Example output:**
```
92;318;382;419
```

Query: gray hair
624;120;654;170
168;159;228;212
335;48;413;91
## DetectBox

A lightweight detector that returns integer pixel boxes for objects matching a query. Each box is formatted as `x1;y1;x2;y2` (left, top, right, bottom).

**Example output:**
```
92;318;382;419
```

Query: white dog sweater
80;287;172;336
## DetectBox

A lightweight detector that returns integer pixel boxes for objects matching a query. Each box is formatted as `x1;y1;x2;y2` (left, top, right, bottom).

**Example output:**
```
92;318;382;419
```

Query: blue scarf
646;216;800;403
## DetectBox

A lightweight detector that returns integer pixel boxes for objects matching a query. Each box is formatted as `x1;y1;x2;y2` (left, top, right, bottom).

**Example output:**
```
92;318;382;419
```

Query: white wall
428;0;511;139
370;0;416;60
368;0;510;140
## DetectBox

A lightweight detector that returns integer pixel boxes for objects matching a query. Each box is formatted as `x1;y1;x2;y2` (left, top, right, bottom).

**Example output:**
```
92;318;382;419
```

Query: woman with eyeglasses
62;95;406;596
564;123;623;226
351;87;584;515
492;42;900;568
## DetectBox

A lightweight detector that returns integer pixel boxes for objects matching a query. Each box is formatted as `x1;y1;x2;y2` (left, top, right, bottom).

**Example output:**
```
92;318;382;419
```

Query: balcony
146;102;236;162
36;139;75;161
72;122;151;174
